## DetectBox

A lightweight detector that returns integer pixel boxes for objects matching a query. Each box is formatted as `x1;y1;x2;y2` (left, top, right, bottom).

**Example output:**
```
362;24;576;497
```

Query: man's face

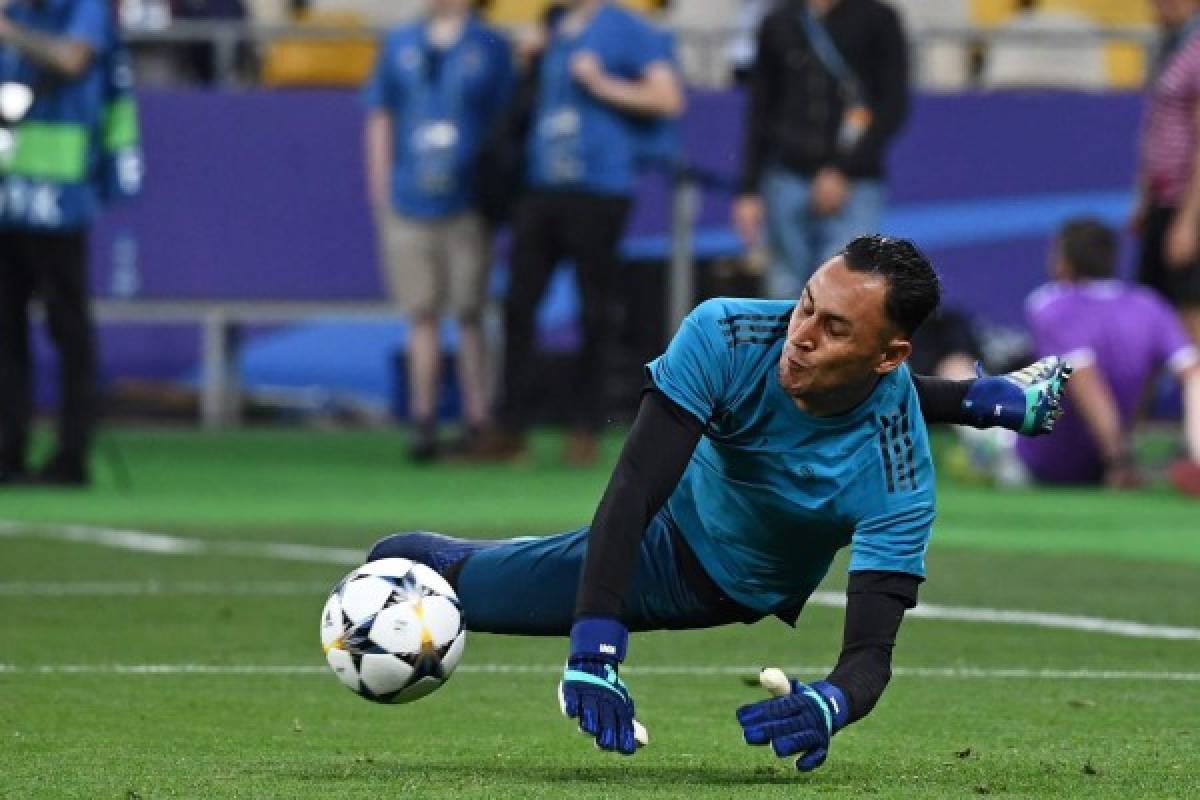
1153;0;1199;28
778;257;903;401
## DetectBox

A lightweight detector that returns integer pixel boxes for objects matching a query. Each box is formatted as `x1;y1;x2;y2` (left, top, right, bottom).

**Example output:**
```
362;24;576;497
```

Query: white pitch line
0;581;332;596
0;520;362;565
807;592;1200;641
1;663;1199;681
3;520;1199;642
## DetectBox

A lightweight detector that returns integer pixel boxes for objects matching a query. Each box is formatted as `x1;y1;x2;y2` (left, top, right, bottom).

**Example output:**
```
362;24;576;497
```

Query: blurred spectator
1013;219;1200;489
119;0;183;85
475;2;567;228
1135;0;1200;350
172;0;250;84
981;0;1106;90
733;0;909;299
728;0;778;84
0;0;143;486
120;0;250;85
363;0;513;461
908;308;982;380
475;0;683;466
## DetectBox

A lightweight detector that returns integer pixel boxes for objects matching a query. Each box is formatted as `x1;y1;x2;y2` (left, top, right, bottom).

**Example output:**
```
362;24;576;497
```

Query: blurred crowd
2;0;1199;497
113;0;1155;91
357;0;1200;497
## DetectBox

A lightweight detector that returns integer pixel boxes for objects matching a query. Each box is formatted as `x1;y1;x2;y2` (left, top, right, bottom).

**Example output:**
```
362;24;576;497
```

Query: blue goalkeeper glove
558;617;644;755
736;669;850;772
962;355;1073;435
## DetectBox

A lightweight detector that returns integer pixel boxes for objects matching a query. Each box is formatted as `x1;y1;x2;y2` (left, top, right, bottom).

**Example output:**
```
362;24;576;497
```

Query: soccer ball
320;557;466;703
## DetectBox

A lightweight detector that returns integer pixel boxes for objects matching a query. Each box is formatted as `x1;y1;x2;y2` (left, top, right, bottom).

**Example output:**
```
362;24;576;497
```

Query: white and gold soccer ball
320;558;466;704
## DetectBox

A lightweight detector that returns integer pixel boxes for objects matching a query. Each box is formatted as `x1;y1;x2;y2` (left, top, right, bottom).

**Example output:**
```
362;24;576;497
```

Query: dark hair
1057;217;1116;279
838;235;941;337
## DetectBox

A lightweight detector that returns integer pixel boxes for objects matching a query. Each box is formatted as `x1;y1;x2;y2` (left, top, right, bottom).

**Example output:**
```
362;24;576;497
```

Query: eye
825;321;849;338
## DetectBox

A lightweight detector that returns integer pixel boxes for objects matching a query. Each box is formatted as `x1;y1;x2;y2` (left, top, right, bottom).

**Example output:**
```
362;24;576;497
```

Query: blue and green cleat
962;356;1073;436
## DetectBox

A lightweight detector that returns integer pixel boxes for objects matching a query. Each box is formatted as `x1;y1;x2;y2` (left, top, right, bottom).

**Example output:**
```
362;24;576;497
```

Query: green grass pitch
1;429;1198;798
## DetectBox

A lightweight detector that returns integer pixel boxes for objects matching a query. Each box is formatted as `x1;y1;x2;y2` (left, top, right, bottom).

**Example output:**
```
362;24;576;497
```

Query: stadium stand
118;0;1158;89
259;10;377;87
982;3;1108;89
84;0;1165;427
971;0;1152;88
890;0;974;89
486;0;663;25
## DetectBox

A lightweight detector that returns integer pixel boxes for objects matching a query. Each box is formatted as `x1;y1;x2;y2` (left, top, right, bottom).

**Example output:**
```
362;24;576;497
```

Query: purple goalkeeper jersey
1017;280;1198;483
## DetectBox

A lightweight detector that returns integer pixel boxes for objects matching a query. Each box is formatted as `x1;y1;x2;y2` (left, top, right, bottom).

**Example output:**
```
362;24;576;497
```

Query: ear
875;337;912;376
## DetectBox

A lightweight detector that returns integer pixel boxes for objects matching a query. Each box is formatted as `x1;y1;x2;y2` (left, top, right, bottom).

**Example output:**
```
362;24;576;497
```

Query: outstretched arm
1167;363;1200;496
0;17;95;79
560;387;702;754
575;388;702;616
827;571;918;722
1066;362;1137;487
1179;363;1200;463
571;55;684;118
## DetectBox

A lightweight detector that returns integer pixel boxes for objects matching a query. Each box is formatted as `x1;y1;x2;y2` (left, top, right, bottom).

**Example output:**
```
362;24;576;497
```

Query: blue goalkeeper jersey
647;298;936;618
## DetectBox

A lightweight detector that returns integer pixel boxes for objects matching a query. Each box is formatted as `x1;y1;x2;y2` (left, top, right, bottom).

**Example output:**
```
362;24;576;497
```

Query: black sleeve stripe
716;312;792;325
720;324;790;334
722;333;788;348
877;424;896;493
878;403;918;493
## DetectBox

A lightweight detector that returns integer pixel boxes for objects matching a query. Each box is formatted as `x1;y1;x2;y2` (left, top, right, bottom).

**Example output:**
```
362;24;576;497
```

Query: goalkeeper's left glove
736;669;850;772
962;355;1073;435
558;617;646;755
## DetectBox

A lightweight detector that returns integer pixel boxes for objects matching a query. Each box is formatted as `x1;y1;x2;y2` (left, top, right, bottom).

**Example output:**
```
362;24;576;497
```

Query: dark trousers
370;512;762;635
1139;205;1200;307
0;228;95;471
499;190;631;432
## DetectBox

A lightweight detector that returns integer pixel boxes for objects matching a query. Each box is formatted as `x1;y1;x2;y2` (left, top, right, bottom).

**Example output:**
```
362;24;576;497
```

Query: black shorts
1138;206;1200;307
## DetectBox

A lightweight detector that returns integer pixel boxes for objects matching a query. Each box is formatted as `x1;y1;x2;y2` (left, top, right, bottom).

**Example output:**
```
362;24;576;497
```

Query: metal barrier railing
122;21;1158;89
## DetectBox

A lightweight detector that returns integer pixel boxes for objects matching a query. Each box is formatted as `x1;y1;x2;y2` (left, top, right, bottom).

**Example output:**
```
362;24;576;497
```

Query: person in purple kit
1017;219;1200;489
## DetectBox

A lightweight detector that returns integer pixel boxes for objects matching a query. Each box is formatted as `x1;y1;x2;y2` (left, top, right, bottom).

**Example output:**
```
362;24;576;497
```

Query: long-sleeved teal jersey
647;298;936;618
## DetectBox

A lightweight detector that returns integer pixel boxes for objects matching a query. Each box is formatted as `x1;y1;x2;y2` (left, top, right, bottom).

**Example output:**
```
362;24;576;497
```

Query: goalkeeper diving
369;235;1071;770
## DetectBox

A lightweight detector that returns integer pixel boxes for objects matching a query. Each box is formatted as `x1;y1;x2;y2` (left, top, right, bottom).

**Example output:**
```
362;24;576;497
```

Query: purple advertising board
44;87;1144;406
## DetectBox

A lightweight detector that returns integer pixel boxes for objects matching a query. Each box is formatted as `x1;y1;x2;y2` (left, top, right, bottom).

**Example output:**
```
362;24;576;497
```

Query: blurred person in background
171;0;248;84
1135;0;1200;349
907;308;982;382
475;2;568;229
733;0;909;299
1010;219;1200;493
0;0;142;486
364;0;513;462
728;0;778;84
473;0;684;467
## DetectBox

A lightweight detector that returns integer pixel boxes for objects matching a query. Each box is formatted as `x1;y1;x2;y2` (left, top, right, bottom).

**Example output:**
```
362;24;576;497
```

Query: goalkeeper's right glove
557;617;646;755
